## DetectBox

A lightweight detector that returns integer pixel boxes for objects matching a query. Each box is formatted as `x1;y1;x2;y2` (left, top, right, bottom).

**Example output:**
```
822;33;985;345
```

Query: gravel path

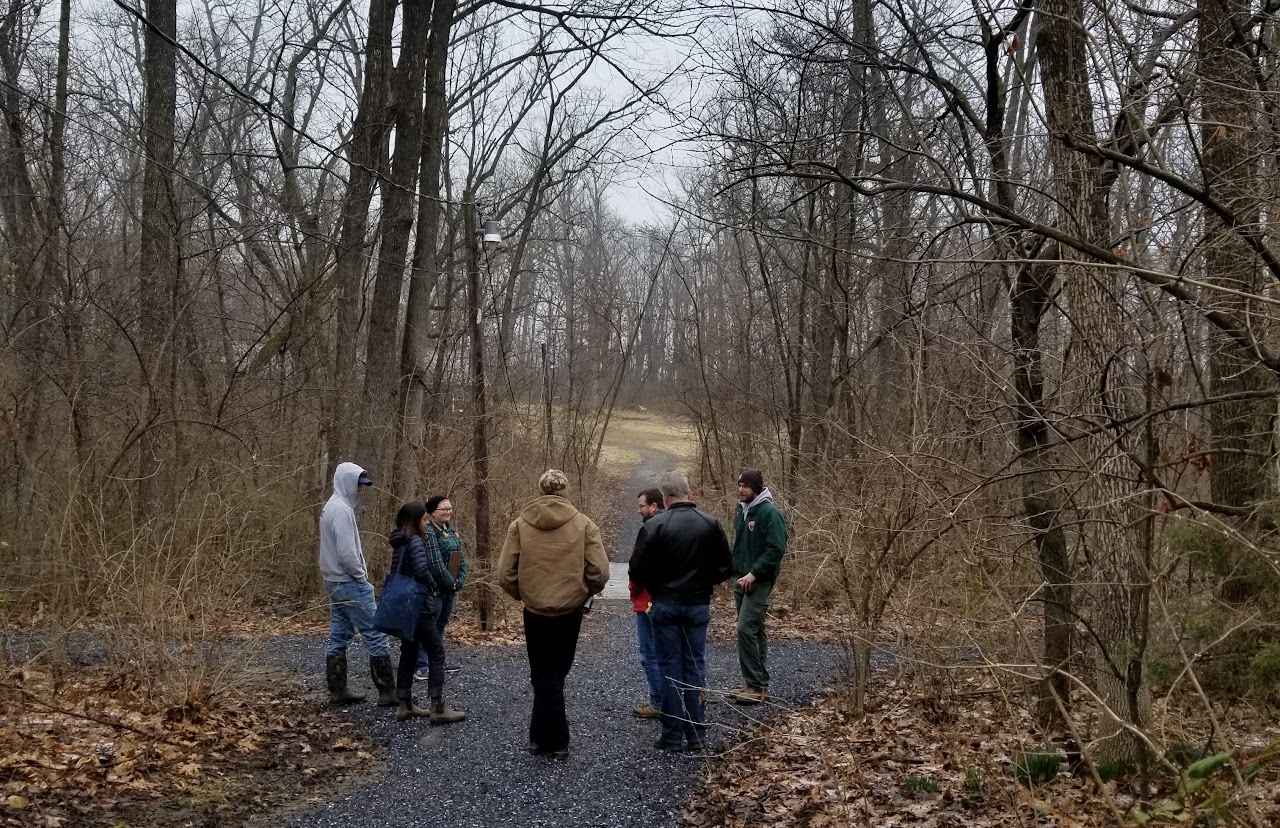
268;452;842;828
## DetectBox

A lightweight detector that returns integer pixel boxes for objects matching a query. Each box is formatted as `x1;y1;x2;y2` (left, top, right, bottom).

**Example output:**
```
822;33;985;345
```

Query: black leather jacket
629;501;732;604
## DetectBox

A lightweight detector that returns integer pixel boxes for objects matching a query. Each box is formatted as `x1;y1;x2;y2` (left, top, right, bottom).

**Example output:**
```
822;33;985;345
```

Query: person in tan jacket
498;469;609;758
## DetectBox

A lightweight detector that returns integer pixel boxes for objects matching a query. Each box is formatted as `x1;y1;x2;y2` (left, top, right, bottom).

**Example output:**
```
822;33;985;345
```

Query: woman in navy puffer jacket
387;501;466;724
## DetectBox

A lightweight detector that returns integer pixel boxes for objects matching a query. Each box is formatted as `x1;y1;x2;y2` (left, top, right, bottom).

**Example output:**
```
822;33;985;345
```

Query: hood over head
332;462;366;504
519;495;580;531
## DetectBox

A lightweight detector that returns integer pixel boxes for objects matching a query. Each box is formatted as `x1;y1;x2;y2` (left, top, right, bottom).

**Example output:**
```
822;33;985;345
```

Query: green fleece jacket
732;488;788;583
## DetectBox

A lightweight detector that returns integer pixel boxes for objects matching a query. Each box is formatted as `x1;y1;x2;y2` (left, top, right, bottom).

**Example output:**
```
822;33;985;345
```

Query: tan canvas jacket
498;495;609;616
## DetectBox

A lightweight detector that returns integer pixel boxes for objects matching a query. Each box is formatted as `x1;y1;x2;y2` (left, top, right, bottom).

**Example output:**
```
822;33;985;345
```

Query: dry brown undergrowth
685;674;1280;828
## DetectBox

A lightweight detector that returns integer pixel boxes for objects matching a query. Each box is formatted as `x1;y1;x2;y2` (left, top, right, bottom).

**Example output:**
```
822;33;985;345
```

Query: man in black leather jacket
629;471;731;752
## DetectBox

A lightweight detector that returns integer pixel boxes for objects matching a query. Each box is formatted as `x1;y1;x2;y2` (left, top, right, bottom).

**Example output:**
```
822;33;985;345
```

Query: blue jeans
324;580;390;657
416;592;456;671
635;611;664;708
649;601;711;747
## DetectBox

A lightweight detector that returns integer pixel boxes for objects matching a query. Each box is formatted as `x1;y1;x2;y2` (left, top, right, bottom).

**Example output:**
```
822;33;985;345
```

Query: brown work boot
326;654;366;705
396;696;432;720
729;687;767;705
632;702;661;719
430;699;466;725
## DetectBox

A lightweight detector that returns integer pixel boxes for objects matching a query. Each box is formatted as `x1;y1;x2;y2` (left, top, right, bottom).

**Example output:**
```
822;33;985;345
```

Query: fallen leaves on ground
445;606;526;646
763;605;857;643
0;665;379;827
704;592;852;644
684;673;1280;827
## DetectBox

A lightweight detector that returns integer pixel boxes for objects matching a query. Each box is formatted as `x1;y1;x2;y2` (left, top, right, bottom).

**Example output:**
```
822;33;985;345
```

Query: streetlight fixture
482;220;502;249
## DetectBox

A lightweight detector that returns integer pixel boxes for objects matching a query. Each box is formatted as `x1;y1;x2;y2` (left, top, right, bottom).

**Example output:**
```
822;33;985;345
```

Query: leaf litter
0;664;379;827
683;672;1280;827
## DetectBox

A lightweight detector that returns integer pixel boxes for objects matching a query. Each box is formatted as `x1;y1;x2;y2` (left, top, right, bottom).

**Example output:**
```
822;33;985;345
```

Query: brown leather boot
729;687;767;705
430;698;466;725
326;654;366;705
396;696;432;720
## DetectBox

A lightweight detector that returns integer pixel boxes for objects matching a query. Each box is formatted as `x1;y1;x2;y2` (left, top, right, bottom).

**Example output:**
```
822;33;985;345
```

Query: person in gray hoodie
319;462;395;705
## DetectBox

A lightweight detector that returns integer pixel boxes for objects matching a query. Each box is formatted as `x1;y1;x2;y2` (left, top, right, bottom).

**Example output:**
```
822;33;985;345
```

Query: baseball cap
357;472;373;487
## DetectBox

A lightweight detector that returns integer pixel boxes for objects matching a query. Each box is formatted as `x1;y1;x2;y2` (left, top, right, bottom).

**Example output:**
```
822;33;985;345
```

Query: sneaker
729;687;767;705
653;738;685;752
413;668;429;682
552;748;570;760
632;703;661;719
444;659;461;673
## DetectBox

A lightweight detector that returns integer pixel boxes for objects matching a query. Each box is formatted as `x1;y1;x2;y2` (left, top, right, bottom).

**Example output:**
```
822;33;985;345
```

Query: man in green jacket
730;468;788;705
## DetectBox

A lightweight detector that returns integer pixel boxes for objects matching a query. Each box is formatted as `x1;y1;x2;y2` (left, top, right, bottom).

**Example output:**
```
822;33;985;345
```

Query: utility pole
463;190;492;629
542;341;553;465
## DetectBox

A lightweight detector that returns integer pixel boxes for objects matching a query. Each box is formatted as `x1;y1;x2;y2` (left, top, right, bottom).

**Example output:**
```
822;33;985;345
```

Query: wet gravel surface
267;606;838;828
269;451;845;828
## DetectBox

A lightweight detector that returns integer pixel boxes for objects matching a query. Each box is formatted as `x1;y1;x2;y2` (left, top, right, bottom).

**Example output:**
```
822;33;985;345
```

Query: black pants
397;595;446;700
523;608;583;751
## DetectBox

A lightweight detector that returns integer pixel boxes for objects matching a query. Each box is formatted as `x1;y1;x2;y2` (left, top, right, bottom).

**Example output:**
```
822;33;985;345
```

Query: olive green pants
733;580;774;691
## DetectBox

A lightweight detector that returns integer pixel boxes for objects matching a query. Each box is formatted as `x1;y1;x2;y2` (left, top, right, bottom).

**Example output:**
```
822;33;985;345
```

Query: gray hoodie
318;462;368;583
738;487;775;518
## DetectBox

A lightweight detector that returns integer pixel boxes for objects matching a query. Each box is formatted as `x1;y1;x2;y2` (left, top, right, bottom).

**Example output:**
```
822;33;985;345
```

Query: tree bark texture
395;0;457;500
357;0;434;488
1200;0;1265;509
326;0;394;469
137;0;180;518
1038;0;1148;764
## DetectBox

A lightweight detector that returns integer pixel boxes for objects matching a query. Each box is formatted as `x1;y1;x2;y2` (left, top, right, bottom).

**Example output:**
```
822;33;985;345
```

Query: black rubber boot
326;653;366;705
369;655;397;706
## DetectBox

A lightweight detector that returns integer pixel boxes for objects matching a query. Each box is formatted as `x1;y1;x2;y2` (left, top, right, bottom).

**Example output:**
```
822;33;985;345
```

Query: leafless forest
3;0;1280;818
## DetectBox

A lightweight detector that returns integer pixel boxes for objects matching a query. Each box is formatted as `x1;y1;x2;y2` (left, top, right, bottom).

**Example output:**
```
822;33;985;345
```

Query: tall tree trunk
0;0;46;530
1038;0;1147;765
395;0;456;499
1012;258;1073;726
136;0;179;520
1200;0;1264;510
326;0;395;468
979;0;1071;728
357;0;434;487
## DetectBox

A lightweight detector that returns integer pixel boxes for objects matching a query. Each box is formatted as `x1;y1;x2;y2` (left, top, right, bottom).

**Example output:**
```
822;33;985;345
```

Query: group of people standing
317;462;466;723
315;460;788;759
627;468;788;751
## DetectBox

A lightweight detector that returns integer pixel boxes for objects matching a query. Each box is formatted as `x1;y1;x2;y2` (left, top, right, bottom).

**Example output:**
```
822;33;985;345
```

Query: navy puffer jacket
388;528;454;596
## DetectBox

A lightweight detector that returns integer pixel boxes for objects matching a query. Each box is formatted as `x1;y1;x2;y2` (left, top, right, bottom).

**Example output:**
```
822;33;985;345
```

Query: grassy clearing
605;410;697;458
597;445;645;474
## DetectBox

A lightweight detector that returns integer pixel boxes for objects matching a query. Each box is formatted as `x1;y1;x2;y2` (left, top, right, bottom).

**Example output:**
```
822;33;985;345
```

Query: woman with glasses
385;501;465;723
414;495;467;680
